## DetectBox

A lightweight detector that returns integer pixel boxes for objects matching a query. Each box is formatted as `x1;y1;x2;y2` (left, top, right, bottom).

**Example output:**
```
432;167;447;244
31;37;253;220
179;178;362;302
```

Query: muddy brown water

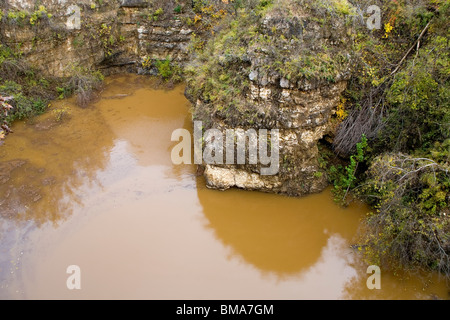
0;74;447;299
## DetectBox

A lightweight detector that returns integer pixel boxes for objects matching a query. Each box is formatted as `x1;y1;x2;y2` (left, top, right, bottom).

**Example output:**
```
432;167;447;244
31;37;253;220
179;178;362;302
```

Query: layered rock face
201;80;348;196
0;0;198;77
187;2;354;196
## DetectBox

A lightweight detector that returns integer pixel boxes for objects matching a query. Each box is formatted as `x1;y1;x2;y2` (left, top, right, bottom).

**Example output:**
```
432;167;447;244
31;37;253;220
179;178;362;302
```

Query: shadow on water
196;178;367;277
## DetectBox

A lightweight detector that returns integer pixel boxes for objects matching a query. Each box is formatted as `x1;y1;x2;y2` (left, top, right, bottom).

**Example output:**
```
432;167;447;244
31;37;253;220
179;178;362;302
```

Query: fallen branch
390;19;432;76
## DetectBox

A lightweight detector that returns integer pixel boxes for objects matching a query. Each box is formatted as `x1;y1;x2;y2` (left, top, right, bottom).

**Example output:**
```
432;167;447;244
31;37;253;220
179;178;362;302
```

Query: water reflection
0;98;114;225
196;180;366;277
0;75;192;225
0;74;447;299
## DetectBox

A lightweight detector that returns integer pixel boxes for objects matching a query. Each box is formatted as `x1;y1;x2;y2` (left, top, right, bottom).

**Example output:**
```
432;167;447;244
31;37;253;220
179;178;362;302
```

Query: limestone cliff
0;0;199;77
185;0;355;196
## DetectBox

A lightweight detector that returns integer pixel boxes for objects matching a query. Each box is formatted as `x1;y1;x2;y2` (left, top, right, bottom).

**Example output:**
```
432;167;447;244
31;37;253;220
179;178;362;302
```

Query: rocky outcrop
199;80;348;196
186;1;354;196
0;0;198;77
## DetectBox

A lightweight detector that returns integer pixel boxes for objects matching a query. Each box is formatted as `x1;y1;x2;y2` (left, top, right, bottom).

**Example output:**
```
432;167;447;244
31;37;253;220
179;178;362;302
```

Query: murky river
0;74;447;299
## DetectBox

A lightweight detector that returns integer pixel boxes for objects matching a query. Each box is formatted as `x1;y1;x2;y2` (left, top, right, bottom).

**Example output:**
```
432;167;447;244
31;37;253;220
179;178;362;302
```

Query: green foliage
332;0;355;16
359;152;449;278
72;34;85;47
3;6;51;26
7;11;19;20
314;171;323;178
142;57;183;82
155;58;173;79
52;104;71;122
328;2;450;279
6;10;28;24
185;0;273;127
0;46;104;127
98;24;114;57
56;86;71;100
64;65;104;107
330;135;369;205
186;0;352;128
256;0;273;11
0;81;48;122
149;8;164;21
0;20;107;133
381;35;450;152
0;42;59;126
174;5;182;14
29;6;51;25
335;0;449;155
0;44;14;65
192;0;209;14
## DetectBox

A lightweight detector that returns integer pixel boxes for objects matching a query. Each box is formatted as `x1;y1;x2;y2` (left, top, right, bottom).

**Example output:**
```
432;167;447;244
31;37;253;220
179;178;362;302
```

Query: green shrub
150;8;164;21
155;58;173;79
30;6;46;25
0;81;48;122
331;135;368;205
381;34;450;153
174;5;182;14
64;65;104;107
359;152;449;279
330;1;450;279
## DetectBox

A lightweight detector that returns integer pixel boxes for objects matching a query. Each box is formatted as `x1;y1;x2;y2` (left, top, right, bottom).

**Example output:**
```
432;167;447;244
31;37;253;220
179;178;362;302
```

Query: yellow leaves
212;9;227;20
189;33;205;52
336;97;348;120
373;78;383;87
194;14;202;24
52;105;71;122
333;0;355;15
0;130;5;140
201;5;215;15
100;23;112;35
383;22;394;38
361;63;384;87
141;57;152;69
385;22;393;33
